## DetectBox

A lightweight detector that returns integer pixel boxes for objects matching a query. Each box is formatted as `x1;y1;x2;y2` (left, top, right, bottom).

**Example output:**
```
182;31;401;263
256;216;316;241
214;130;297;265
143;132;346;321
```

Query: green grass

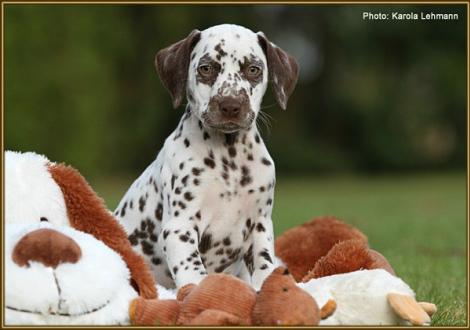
93;171;467;326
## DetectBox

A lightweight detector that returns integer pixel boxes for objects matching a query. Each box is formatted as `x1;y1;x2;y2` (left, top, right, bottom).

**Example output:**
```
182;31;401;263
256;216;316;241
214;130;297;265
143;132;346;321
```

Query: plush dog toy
276;216;437;325
5;151;157;325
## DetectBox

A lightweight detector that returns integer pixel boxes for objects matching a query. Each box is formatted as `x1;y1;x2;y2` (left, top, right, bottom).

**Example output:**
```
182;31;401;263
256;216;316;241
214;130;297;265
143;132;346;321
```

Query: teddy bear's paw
177;283;197;301
129;298;180;326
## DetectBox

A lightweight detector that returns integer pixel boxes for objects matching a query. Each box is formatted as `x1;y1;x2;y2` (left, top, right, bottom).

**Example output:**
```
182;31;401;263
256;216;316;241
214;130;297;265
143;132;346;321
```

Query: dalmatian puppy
115;24;299;290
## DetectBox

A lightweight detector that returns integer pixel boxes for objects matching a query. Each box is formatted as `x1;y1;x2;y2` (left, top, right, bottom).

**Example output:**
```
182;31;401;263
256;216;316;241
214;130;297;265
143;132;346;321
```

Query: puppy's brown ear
257;32;299;110
48;163;157;300
155;29;201;109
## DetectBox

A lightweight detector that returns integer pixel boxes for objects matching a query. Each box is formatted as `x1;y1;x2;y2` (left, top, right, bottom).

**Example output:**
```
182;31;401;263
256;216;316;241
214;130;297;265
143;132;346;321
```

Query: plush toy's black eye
40;217;49;222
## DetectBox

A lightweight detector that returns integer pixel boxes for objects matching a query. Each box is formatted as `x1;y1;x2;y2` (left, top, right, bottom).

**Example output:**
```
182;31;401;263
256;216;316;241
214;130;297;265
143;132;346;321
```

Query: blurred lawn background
4;4;467;325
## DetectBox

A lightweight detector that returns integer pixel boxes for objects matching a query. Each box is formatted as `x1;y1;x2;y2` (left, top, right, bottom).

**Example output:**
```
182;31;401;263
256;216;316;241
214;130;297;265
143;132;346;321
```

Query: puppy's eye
198;64;213;76
40;217;49;222
247;65;262;77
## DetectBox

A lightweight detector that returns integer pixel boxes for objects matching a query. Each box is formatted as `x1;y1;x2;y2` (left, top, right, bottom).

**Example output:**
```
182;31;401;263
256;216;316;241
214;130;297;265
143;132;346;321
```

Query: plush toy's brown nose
12;228;82;268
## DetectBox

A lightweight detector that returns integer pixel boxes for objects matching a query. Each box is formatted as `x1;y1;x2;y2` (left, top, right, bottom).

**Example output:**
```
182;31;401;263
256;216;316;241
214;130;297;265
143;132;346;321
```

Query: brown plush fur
252;267;320;325
303;239;372;281
367;249;395;275
49;163;157;299
275;216;368;281
130;298;180;325
177;274;256;325
177;283;197;301
189;309;241;325
13;228;81;268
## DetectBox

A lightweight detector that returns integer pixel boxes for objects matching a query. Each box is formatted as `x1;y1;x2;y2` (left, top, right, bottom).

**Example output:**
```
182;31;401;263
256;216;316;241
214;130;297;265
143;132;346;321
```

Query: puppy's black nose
219;98;241;118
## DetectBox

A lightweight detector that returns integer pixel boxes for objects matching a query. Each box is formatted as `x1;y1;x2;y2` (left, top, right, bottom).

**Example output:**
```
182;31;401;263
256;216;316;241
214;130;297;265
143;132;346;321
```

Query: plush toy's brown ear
302;239;395;282
155;29;201;109
48;163;157;299
257;32;299;110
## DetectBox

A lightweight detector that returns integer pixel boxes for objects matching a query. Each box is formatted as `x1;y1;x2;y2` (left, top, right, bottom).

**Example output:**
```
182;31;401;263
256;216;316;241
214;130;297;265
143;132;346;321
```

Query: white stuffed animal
299;269;435;325
275;217;437;326
5;150;157;325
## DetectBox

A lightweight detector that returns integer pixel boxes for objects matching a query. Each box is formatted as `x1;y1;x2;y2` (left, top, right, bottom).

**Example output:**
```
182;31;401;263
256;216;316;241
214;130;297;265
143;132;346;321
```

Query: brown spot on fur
238;54;264;88
196;53;221;86
214;43;228;60
199;232;213;254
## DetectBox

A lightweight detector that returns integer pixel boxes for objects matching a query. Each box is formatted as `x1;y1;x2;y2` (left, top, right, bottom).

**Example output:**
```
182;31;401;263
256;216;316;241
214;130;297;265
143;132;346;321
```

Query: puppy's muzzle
205;94;253;133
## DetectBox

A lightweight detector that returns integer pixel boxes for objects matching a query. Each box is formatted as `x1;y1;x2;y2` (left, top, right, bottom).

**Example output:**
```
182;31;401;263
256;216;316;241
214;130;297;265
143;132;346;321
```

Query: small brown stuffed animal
130;267;320;326
276;216;436;326
275;216;394;281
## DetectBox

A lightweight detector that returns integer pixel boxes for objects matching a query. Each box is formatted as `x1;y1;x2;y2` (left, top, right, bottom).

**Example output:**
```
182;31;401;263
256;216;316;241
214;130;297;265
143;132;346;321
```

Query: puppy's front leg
159;221;207;289
248;216;276;291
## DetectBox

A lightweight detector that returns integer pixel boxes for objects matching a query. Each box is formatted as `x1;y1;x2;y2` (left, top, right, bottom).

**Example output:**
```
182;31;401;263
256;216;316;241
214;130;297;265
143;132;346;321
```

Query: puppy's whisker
257;110;272;134
260;103;277;110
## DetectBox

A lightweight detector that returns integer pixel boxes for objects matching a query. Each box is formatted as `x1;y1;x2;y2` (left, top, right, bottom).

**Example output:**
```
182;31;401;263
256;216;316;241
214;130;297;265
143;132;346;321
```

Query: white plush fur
4;151;139;325
5;151;69;226
298;269;416;325
156;285;177;300
5;223;138;325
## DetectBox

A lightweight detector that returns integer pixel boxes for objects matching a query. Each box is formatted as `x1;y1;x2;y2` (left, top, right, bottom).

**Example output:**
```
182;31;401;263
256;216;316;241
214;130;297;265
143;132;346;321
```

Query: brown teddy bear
130;267;320;326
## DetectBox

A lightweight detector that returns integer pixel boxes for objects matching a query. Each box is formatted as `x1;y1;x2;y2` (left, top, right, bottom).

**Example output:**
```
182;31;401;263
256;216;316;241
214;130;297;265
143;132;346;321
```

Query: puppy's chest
164;131;276;250
171;138;275;216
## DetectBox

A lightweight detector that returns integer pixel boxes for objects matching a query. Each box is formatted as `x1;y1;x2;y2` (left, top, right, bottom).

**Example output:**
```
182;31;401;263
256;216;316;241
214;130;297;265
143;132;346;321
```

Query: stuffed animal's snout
12;228;82;268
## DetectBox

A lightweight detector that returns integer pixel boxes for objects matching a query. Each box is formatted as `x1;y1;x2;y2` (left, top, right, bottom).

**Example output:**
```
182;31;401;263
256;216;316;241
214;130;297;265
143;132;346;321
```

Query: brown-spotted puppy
115;24;299;290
